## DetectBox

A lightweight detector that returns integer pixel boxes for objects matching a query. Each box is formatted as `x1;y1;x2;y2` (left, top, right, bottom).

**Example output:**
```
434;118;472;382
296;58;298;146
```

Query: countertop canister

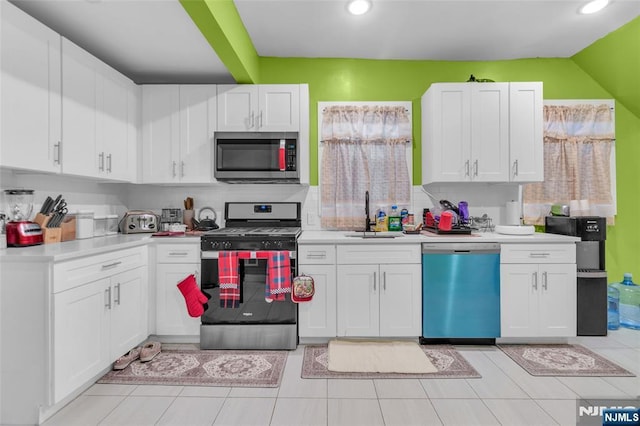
76;211;94;239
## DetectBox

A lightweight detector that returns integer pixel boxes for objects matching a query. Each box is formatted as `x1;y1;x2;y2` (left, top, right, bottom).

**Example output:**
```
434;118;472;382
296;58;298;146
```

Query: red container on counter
438;211;453;231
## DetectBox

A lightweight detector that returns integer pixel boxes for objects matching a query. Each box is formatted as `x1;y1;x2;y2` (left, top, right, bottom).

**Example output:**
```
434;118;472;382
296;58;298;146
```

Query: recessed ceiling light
347;0;371;15
580;0;609;14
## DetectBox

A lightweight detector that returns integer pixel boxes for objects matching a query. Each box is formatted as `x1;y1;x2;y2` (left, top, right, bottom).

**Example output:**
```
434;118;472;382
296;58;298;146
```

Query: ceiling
9;0;640;84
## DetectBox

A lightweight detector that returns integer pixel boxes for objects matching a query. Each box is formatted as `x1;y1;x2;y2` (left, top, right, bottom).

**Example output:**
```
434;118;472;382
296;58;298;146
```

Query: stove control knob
223;241;232;250
275;241;283;249
211;241;219;250
262;241;271;249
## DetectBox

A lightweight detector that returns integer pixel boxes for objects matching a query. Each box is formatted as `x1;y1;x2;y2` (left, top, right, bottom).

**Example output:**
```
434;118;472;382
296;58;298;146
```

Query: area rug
498;344;635;377
327;339;437;373
98;350;288;387
302;345;480;379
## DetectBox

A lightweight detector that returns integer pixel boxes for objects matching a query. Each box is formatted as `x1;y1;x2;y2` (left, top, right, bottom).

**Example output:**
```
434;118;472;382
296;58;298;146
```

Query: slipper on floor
140;341;162;362
113;347;141;370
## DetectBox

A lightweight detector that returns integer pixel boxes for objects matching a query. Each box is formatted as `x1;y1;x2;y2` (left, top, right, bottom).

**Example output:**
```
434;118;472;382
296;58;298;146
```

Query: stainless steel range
200;202;301;350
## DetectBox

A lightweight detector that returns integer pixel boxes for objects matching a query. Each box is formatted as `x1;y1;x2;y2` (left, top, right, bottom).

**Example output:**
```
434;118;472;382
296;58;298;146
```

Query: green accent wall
180;0;259;83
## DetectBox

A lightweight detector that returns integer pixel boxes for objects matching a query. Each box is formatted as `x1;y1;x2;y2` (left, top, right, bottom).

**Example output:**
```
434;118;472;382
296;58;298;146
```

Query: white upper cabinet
61;38;137;181
217;84;300;131
1;2;62;173
142;84;216;184
509;82;543;182
422;82;543;184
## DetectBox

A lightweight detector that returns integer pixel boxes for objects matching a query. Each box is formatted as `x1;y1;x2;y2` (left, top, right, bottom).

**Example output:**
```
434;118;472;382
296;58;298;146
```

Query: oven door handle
201;251;297;260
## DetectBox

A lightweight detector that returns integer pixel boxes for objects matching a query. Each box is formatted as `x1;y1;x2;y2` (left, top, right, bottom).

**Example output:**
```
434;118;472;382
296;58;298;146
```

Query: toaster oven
119;210;159;234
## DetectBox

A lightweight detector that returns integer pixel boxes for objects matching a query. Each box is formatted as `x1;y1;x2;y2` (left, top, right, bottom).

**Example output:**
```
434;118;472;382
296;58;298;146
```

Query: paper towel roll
505;201;521;225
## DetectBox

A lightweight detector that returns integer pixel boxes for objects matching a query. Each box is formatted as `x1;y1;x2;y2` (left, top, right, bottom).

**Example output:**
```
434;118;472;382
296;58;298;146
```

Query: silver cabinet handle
250;111;255;129
102;261;122;269
181;161;185;177
383;271;386;291
465;160;470;177
513;159;519;177
533;271;538;290
114;283;121;305
105;287;111;309
306;253;327;259
107;154;112;173
54;142;61;165
373;271;377;292
99;152;105;172
529;253;550;258
474;160;478;177
169;252;189;256
542;271;548;290
172;161;177;177
259;110;263;128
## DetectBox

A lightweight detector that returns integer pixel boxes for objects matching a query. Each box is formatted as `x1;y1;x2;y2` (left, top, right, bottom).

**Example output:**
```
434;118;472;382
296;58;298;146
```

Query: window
523;100;616;225
318;102;413;230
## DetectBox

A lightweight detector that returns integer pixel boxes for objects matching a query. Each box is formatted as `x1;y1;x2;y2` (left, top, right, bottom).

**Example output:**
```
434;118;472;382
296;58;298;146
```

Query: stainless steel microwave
214;131;299;183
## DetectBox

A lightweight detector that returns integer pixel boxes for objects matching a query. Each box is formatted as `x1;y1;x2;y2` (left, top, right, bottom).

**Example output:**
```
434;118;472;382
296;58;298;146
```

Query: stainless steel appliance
4;189;43;247
214;131;299;183
421;242;501;344
545;216;607;336
200;202;301;350
119;210;159;234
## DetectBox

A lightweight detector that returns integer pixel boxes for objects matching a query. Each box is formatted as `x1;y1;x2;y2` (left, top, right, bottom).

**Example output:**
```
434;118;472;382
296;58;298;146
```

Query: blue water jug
607;284;620;330
612;273;640;330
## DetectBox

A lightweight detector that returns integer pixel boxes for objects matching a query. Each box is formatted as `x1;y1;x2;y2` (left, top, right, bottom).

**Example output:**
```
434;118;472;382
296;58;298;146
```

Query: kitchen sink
344;232;403;239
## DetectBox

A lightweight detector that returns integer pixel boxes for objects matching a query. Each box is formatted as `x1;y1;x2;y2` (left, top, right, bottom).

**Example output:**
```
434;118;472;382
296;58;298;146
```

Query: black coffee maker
545;216;607;336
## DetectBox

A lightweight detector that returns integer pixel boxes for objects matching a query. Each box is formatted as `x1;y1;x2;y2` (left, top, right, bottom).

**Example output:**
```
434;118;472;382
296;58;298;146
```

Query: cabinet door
53;278;110;403
110;267;148;359
156;264;201;335
379;264;422;337
258;85;300;131
0;1;62;173
500;264;538;337
422;83;470;183
178;85;215;183
61;39;101;178
217;85;256;131
337;265;379;337
537;264;576;336
100;70;133;181
470;83;509;182
297;264;337;338
142;85;180;183
509;82;543;182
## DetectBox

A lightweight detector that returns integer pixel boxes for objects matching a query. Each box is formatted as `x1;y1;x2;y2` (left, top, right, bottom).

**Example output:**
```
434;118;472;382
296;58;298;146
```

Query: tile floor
42;329;640;426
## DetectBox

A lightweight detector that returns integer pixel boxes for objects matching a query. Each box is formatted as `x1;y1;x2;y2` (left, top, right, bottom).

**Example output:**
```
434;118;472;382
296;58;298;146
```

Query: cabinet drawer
54;246;147;293
156;243;200;264
298;245;336;265
337;244;421;265
500;244;576;264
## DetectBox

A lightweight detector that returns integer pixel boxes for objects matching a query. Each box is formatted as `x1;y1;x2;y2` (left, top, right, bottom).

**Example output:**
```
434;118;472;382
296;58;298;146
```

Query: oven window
217;140;291;171
201;257;297;325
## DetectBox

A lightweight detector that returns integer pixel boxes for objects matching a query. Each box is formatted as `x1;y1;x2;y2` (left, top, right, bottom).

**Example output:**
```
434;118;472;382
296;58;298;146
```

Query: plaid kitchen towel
218;251;240;308
265;251;291;302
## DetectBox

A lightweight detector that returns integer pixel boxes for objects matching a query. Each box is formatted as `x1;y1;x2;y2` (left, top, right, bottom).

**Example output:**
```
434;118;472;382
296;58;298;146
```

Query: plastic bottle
400;207;409;225
607;284;620;330
388;205;402;231
612;273;640;330
375;206;388;232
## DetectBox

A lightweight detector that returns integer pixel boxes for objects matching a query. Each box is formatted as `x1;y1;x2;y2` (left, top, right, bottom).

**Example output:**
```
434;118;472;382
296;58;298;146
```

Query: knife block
61;216;76;241
42;227;61;244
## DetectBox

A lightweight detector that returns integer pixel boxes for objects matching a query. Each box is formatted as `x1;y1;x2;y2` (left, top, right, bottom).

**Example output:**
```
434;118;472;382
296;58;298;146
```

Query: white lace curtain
523;104;615;225
320;105;412;230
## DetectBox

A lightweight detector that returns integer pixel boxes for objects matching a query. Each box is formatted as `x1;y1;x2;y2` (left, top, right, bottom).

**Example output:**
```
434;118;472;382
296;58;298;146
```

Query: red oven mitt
177;274;208;317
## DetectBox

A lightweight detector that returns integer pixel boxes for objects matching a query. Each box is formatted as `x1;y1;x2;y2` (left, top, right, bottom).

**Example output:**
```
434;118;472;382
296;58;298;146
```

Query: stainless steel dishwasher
421;242;501;343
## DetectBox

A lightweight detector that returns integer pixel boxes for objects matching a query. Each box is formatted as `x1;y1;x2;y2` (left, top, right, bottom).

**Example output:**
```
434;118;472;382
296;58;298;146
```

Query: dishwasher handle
422;242;500;254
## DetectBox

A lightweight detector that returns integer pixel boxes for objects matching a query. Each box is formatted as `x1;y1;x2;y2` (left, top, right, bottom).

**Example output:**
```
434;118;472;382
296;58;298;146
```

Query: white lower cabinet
500;244;577;337
336;244;422;337
52;248;148;403
155;243;201;336
297;245;337;338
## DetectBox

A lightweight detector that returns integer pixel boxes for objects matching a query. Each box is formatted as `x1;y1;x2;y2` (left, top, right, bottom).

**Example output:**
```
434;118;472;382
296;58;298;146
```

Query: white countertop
0;233;201;262
298;230;581;244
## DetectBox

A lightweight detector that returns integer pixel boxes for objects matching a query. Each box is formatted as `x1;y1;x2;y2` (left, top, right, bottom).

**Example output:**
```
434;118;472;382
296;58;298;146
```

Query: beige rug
302;344;481;379
328;340;438;373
